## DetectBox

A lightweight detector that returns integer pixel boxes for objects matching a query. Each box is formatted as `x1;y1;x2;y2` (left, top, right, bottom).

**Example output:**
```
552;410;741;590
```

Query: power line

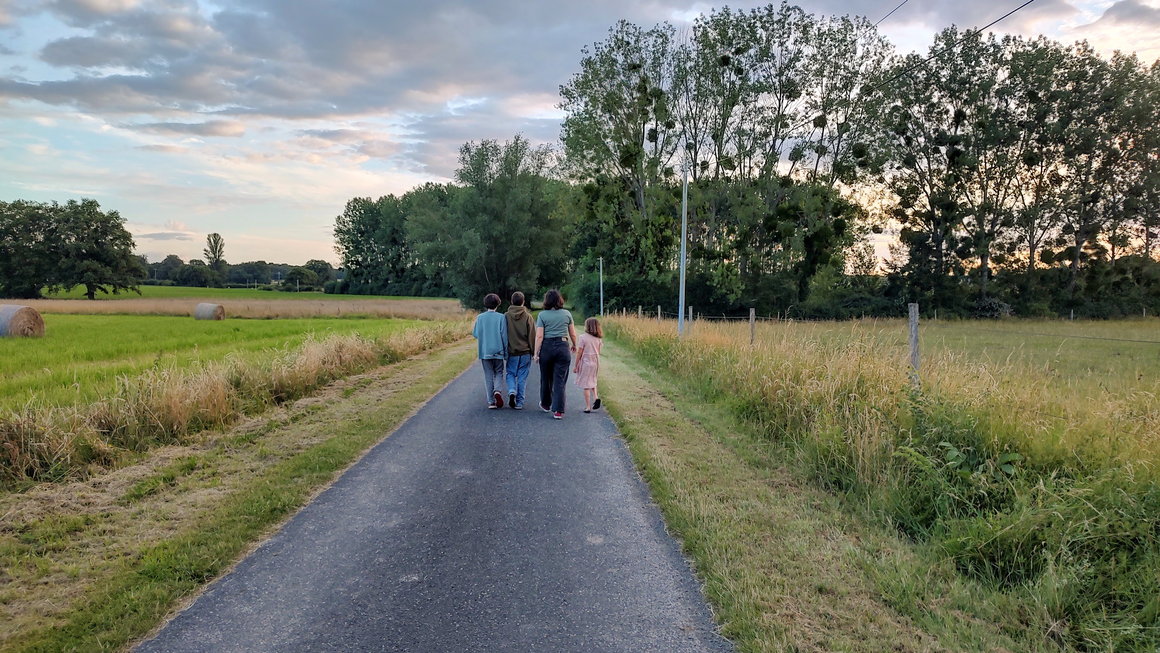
871;0;1039;92
876;0;911;26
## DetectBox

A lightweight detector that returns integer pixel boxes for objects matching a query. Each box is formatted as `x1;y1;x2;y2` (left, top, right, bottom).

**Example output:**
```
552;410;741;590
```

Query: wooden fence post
657;305;662;323
688;306;693;336
750;308;756;347
908;302;920;389
638;305;642;319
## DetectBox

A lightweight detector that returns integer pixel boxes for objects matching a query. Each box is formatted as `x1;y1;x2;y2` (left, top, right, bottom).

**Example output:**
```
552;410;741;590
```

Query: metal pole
908;303;920;389
657;305;662;324
599;257;604;317
678;157;689;338
688;306;693;337
750;308;756;347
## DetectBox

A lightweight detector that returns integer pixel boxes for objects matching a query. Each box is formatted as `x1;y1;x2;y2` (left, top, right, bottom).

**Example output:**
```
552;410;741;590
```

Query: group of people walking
471;289;603;419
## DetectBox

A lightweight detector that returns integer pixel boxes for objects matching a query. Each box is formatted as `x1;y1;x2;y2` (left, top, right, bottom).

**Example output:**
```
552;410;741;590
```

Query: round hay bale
194;303;225;321
0;305;45;337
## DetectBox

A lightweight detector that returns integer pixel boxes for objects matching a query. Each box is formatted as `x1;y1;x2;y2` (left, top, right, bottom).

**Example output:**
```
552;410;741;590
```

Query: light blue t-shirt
535;309;573;338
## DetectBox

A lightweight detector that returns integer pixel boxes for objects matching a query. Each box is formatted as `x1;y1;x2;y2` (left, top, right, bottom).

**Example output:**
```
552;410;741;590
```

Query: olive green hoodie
505;304;535;357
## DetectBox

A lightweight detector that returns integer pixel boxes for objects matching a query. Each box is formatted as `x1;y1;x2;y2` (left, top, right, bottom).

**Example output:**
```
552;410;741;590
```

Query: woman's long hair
542;289;564;310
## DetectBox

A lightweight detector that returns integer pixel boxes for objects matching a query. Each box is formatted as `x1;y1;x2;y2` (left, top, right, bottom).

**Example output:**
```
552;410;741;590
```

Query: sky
0;0;1153;266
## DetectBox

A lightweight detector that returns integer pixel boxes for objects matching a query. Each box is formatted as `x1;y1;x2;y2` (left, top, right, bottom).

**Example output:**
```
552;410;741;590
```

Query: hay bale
194;303;225;321
0;305;45;337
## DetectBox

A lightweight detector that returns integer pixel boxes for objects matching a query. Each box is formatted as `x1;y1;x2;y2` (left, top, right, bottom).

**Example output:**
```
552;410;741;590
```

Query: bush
974;296;1013;319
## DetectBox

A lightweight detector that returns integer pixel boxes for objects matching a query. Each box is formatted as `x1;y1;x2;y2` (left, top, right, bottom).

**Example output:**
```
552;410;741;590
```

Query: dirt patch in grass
0;340;476;651
600;340;1024;652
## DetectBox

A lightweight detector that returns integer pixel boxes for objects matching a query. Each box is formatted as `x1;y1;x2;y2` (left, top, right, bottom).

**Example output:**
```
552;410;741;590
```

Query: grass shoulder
0;340;476;652
600;339;1034;652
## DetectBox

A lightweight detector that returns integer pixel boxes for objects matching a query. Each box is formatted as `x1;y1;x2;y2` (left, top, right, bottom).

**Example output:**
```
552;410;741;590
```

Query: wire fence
608;305;1160;345
606;302;1160;431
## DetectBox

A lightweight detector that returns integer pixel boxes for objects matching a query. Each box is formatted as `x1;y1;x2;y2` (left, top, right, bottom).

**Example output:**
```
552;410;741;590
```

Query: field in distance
41;285;452;302
0;314;423;410
17;293;467;321
790;316;1160;389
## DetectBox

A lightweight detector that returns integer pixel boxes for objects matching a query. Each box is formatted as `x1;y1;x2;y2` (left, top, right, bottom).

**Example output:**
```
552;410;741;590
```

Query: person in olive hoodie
504;291;535;410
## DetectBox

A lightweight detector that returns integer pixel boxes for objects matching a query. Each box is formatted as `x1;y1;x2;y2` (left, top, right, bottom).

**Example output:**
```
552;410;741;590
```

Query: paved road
138;357;731;652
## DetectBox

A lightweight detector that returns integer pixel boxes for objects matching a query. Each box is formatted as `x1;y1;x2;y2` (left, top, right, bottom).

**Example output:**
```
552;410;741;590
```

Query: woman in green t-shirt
533;289;578;418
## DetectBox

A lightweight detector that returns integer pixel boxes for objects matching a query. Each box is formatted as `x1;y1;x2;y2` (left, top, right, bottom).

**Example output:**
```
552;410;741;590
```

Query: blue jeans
506;354;532;407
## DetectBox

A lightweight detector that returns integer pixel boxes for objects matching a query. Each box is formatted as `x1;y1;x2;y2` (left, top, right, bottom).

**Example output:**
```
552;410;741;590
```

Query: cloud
135;143;186;153
1085;0;1160;26
130;120;246;137
136;231;193;240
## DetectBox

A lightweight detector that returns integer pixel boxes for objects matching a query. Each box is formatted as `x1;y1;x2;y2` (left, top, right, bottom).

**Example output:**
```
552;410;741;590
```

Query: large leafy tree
0;200;61;298
334;195;438;295
407;136;567;308
56;199;145;299
0;199;143;299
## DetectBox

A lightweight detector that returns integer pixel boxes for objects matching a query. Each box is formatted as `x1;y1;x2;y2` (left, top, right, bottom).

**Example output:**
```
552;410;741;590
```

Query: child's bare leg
583;388;593;410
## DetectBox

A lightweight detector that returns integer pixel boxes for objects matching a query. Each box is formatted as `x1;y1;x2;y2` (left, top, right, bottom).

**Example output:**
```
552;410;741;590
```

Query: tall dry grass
612;316;1160;651
19;297;468;321
0;320;470;485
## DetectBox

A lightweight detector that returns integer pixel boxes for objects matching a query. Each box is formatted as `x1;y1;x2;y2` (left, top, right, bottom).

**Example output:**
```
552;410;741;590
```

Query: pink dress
573;333;602;389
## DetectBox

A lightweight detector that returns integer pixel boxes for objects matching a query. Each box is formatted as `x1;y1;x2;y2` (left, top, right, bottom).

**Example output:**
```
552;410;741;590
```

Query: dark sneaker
540;404;551;412
514;404;524;410
494;391;504;408
592;398;602;410
553;412;563;420
509;393;516;408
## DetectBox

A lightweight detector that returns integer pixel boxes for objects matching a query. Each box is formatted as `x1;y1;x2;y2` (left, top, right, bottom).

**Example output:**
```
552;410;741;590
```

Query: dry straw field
17;297;468;321
611;316;1160;651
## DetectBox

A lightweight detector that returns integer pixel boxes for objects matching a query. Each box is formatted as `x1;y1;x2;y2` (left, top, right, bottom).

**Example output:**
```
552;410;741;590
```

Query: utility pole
678;155;689;338
599;257;604;317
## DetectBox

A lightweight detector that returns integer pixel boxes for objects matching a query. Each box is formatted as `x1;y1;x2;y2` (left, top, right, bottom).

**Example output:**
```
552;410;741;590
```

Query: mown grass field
612;316;1160;651
0;314;423;410
40;285;451;302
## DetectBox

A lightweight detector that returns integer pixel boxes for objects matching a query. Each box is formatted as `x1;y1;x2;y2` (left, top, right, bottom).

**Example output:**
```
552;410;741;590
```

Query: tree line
0;199;340;298
336;3;1160;318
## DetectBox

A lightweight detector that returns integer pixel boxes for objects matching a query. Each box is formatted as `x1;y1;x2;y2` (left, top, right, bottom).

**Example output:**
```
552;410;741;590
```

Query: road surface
138;356;731;652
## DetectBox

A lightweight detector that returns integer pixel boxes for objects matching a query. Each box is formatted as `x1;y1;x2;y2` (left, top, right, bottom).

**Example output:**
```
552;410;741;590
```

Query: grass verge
1;340;476;652
600;339;1043;652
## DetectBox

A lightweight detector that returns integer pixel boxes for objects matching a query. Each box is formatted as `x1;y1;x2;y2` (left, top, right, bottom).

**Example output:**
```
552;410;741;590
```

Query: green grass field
39;285;455;302
0;314;421;410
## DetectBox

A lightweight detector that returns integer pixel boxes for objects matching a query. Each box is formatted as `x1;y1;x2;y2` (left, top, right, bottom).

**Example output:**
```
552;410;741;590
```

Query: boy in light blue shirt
472;293;509;408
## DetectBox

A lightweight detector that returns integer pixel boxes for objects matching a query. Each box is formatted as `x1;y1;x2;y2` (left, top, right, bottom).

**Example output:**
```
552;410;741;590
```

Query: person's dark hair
511;291;525;306
542;289;564;311
483;293;501;310
585;317;603;338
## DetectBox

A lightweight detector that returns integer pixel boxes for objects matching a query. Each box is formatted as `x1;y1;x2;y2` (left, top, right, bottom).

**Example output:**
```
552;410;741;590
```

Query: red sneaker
553;412;563;420
494;391;504;408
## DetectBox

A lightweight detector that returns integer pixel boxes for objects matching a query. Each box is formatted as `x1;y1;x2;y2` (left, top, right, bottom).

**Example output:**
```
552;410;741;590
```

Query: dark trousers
539;338;572;413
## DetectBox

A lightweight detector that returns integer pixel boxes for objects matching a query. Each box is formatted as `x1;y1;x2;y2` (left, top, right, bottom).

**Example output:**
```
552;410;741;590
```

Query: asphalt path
137;355;732;652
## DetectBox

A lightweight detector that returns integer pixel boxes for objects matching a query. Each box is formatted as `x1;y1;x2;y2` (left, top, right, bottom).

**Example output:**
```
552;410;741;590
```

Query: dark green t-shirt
535;309;573;338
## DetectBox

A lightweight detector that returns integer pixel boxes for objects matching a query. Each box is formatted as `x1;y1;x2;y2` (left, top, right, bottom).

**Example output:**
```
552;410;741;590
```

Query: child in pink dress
573;317;603;413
